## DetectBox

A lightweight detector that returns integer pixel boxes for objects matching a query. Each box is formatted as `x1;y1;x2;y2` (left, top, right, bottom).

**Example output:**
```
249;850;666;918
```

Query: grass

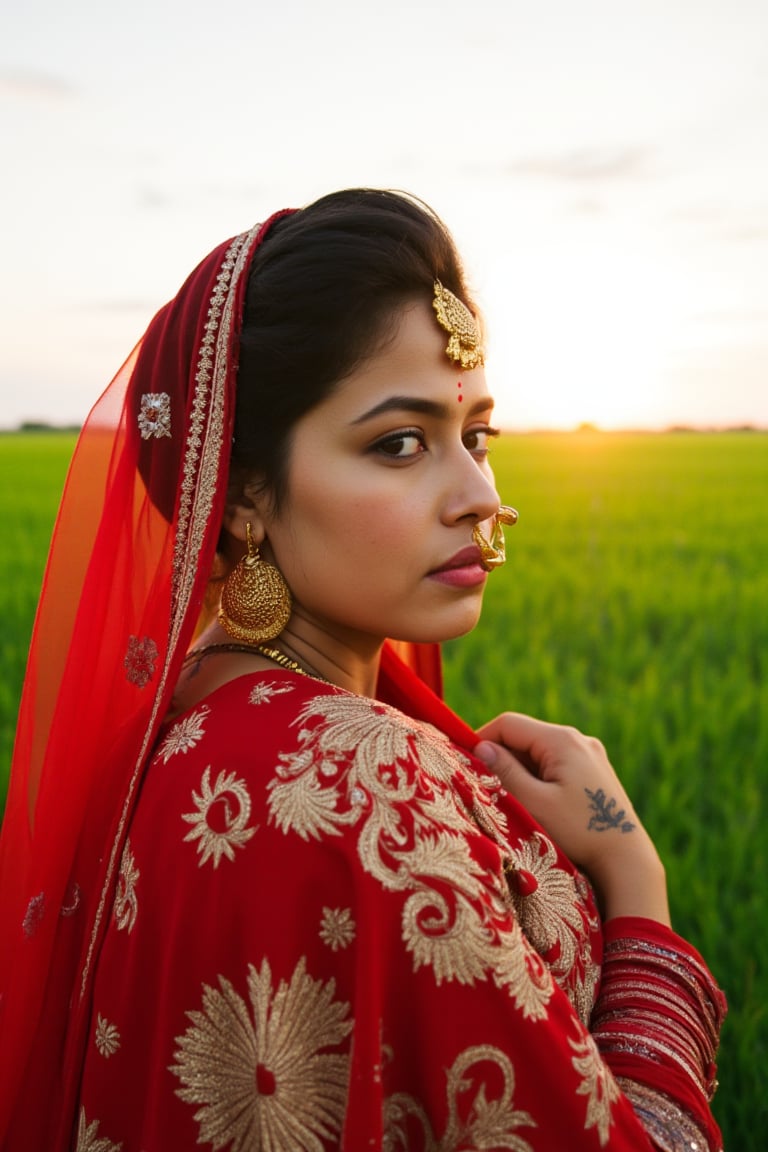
1;428;765;1147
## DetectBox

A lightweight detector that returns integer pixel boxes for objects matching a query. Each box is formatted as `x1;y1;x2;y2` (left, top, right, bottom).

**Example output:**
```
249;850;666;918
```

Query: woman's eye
464;426;500;457
374;431;426;459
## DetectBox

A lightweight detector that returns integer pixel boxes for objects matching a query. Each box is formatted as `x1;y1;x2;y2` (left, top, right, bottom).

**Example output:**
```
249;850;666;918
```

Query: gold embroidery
170;957;353;1150
383;1044;535;1151
82;230;258;1000
95;1014;121;1058
569;1028;622;1147
269;694;552;1020
137;391;171;439
113;838;139;933
249;680;296;706
182;766;256;867
506;832;600;1024
319;906;356;951
157;705;210;762
75;1108;122;1152
123;635;159;688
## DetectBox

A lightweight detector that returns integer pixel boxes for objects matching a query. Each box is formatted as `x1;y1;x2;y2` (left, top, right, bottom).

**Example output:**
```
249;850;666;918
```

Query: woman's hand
474;712;670;926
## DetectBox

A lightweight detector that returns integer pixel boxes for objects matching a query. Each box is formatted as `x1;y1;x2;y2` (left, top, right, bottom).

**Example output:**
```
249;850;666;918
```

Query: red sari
72;653;724;1151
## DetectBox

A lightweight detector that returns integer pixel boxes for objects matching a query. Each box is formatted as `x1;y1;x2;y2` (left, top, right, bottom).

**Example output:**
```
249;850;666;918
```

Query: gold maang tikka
473;506;519;571
432;280;485;370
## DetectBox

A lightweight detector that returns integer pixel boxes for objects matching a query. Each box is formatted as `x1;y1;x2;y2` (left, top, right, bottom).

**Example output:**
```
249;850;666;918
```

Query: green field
1;429;766;1147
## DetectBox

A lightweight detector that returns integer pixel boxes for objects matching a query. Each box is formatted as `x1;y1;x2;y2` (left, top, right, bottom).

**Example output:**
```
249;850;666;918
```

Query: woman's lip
428;564;487;588
428;547;487;587
430;545;484;574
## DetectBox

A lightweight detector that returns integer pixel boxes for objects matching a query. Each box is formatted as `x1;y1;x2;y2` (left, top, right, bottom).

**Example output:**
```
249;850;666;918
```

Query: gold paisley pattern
569;1027;622;1146
170;957;353;1151
113;838;139;933
75;1108;122;1152
506;831;601;1024
383;1044;535;1151
157;705;210;763
182;766;256;868
268;694;553;1020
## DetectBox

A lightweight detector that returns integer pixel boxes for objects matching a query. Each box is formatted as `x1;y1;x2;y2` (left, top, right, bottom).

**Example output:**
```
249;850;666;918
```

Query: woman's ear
222;476;271;545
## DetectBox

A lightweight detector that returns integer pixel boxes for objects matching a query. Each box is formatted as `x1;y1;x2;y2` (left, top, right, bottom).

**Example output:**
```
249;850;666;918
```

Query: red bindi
457;380;463;403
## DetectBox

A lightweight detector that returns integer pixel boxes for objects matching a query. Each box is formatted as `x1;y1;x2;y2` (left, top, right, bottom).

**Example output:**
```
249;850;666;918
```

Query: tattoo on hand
584;787;636;833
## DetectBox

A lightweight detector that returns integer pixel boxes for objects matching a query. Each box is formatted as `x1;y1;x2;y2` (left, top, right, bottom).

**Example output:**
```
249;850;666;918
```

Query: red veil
0;210;446;1147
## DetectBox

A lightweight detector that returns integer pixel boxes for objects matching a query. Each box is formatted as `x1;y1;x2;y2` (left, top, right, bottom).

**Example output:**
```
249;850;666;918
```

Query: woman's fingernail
474;740;498;767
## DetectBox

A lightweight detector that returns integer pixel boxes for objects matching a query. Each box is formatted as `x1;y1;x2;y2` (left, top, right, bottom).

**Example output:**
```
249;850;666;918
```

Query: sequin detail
22;892;45;938
138;391;171;439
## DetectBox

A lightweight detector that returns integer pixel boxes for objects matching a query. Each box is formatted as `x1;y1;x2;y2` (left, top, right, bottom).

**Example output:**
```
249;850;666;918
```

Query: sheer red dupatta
0;216;297;1146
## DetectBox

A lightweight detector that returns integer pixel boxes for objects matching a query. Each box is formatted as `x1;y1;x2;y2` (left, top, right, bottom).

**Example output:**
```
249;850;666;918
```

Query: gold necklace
182;642;326;681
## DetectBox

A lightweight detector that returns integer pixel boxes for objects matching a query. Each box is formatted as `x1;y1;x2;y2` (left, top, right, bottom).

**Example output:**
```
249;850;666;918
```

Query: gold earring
472;505;518;571
218;524;292;642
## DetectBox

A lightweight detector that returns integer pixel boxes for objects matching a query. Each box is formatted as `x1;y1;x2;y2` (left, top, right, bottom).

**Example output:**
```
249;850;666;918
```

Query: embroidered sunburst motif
249;680;295;706
319;906;356;951
94;1014;121;1058
158;706;210;763
182;766;256;868
114;838;139;933
170;957;353;1150
569;1028;622;1146
138;391;171;439
75;1108;122;1152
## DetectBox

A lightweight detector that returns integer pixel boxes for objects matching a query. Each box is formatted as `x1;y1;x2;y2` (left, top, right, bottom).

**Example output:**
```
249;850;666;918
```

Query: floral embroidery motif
170;957;353;1150
268;694;553;1020
569;1027;622;1146
249;680;295;706
22;892;45;938
114;838;139;933
95;1014;121;1058
124;635;159;688
158;706;210;763
383;1044;535;1151
75;1108;122;1152
319;907;356;952
505;832;600;1024
137;391;171;440
182;766;256;868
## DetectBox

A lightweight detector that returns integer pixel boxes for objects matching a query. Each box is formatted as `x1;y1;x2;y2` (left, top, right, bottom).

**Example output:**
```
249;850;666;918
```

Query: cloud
0;69;77;101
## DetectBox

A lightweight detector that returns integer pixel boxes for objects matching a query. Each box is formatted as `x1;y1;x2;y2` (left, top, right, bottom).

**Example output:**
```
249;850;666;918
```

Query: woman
0;189;725;1150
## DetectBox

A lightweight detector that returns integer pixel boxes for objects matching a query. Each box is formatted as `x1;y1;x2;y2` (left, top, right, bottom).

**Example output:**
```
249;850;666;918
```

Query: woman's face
251;300;502;652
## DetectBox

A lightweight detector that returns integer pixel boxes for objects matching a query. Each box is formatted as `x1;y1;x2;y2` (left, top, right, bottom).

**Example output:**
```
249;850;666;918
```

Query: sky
1;0;767;431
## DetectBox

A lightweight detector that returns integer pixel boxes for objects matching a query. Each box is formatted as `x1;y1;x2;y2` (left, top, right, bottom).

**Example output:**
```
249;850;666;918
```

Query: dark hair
231;188;479;510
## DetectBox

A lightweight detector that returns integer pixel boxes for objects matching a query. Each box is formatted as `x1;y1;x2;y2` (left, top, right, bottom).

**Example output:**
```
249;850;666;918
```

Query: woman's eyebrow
352;395;494;424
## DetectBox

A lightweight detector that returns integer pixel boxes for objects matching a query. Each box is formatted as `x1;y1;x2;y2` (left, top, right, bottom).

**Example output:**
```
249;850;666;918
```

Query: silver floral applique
138;392;171;440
